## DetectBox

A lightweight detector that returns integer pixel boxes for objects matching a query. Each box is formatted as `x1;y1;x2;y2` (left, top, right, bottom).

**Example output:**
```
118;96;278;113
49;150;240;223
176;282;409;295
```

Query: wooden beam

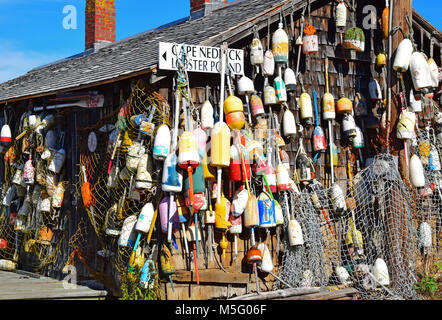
387;0;413;295
228;287;322;300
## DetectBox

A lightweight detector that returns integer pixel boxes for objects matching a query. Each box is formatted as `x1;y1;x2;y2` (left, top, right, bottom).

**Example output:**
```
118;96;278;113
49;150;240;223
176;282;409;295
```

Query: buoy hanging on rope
273;75;287;103
226;111;245;130
132;202;155;251
382;0;390;39
262;50;275;77
272;19;289;65
336;1;347;29
283;108;297;137
118;215;138;247
276;163;291;192
263;78;277;106
162;152;183;193
410;154;425;188
250;93;265;118
257;243;274;273
284;68;297;92
410;52;433;92
313;90;327;153
210;122;230;168
323;58;336;121
393;39;414;72
159;195;179;235
250;29;264;73
342;113;357;140
299;92;314;125
237;76;255;125
228;211;242;258
246;245;262;293
153;124;171;161
0;124;12;148
296;151;313;183
258;192;276;228
23;155;35;185
352;126;365;150
223;93;244;115
329;183;347;216
397;110;416;140
201;100;214;130
303;24;319;55
376;52;387;67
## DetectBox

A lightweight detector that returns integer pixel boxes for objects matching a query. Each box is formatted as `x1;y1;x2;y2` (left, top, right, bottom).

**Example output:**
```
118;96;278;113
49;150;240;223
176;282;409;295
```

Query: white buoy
397;111;416;140
335;265;351;285
410;52;433;92
48;149;66;174
418;222;432;249
250;36;264;67
257;243;274;273
232;188;249;216
162;153;183;193
153;124;171;161
283;109;297;137
136;153;153;190
410;154;425;188
393;38;414;72
118;215;138;247
135;203;155;234
288;218;304;246
284;67;297;92
373;258;390;286
201;100;214;130
336;1;347;28
330;183;347;215
0;124;12;148
410;90;422;112
262;50;275;77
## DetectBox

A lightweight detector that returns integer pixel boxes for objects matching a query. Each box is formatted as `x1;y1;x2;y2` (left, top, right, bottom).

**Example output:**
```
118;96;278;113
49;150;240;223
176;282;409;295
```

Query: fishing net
0;110;71;276
277;153;420;300
412;129;442;275
70;79;170;281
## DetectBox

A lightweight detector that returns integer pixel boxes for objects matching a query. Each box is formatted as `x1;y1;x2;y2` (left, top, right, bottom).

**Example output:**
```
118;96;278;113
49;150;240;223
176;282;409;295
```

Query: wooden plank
278;287;359;300
229;287;322;300
0;270;108;300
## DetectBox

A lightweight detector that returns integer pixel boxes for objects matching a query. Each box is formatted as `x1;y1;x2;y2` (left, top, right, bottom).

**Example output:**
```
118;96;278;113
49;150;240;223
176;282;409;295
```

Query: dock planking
0;270;110;300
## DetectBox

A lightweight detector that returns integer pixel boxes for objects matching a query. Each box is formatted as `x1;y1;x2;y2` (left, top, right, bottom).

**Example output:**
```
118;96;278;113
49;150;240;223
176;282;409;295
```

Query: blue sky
0;0;440;84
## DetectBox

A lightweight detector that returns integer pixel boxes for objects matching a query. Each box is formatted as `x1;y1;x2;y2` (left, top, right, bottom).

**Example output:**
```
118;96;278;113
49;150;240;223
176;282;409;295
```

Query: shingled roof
0;0;293;103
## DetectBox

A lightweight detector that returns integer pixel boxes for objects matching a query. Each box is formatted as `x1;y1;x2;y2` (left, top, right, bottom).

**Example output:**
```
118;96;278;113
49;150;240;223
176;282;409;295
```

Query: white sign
159;42;244;75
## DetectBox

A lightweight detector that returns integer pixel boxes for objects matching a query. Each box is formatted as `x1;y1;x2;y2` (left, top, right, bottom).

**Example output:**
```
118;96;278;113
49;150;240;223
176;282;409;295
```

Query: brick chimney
190;0;229;19
85;0;116;51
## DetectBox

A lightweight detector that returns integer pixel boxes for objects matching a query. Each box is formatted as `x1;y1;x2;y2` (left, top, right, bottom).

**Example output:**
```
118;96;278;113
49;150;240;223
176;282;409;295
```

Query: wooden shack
0;0;440;300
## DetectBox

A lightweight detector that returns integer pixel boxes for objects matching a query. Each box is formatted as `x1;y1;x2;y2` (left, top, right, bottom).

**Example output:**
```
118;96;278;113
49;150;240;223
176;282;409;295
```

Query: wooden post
387;0;413;292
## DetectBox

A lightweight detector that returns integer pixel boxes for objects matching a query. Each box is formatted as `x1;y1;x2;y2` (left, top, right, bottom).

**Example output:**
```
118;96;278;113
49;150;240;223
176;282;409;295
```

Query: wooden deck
0;270;110;300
